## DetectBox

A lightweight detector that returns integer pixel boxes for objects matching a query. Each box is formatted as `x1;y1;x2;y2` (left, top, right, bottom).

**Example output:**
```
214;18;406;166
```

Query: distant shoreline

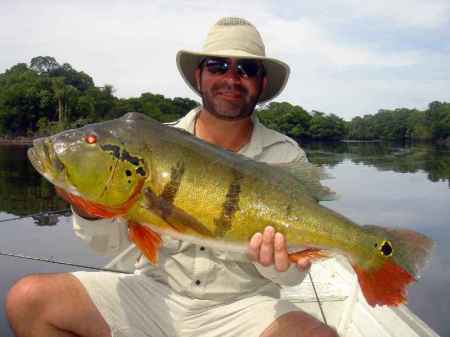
0;137;34;145
341;139;382;143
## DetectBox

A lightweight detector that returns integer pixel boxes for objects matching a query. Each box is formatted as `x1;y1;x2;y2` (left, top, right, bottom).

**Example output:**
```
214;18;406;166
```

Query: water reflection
0;143;449;336
304;141;450;186
302;141;450;337
0;146;67;216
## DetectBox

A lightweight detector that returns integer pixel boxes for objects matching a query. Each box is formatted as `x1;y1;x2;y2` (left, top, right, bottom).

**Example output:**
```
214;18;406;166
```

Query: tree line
0;56;449;143
257;101;450;143
0;56;198;137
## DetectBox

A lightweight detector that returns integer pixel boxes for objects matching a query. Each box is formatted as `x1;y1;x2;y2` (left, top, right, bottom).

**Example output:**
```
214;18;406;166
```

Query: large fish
28;112;433;307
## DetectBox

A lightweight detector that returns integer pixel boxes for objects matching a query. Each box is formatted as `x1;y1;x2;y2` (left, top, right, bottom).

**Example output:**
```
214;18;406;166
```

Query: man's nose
223;63;242;83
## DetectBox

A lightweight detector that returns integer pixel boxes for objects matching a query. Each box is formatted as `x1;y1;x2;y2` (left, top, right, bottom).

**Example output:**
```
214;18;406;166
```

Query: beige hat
176;17;290;103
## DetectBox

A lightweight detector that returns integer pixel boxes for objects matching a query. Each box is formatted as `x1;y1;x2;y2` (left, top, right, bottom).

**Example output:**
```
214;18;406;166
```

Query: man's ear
194;68;202;91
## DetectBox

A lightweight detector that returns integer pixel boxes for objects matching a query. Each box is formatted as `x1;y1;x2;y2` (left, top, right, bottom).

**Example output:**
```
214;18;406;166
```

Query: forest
0;56;449;143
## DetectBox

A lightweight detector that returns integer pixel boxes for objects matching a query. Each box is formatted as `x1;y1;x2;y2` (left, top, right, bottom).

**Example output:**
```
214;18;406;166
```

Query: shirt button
195;280;201;286
200;246;205;251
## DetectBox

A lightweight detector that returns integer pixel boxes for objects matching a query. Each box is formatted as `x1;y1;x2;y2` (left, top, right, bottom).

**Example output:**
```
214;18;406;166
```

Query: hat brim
176;49;290;104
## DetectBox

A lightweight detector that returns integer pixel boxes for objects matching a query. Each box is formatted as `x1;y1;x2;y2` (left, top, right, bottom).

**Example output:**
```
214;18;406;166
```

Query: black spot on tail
381;241;393;256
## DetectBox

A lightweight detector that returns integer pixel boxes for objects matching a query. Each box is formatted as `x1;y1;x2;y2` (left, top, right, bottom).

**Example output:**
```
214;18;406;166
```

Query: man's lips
216;91;243;100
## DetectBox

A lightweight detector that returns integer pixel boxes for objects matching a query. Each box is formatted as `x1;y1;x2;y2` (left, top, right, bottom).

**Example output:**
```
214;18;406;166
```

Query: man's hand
247;226;311;272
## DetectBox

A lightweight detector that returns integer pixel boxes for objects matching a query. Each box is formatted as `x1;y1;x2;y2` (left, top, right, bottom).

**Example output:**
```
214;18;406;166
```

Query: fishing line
0;209;71;223
308;271;328;326
0;250;132;274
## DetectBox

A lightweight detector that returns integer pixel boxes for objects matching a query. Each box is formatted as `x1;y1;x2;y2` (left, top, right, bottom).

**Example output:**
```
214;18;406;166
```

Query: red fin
288;248;329;264
128;222;162;264
57;188;118;218
56;178;144;218
353;260;414;307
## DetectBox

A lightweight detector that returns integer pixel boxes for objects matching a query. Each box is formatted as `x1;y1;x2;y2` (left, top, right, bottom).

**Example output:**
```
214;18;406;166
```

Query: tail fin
353;225;434;307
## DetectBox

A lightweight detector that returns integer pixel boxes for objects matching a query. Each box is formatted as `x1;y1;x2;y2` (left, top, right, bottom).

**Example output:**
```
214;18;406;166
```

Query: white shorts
72;271;299;337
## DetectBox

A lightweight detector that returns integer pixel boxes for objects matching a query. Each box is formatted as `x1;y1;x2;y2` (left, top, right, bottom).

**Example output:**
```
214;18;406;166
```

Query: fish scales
28;112;434;307
140;130;361;253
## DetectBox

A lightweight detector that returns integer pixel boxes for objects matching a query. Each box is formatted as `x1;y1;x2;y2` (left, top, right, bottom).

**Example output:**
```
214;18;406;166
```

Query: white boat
281;257;439;337
105;246;439;337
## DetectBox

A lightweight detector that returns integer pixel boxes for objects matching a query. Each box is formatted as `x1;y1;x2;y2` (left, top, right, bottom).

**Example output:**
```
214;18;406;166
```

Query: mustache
211;82;248;95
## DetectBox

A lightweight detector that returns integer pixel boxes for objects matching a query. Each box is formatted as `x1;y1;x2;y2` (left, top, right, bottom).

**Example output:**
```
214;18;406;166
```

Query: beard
200;81;260;121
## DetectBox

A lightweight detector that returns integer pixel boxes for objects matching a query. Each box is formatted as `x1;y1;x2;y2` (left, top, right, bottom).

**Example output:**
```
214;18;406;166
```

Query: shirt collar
175;106;282;158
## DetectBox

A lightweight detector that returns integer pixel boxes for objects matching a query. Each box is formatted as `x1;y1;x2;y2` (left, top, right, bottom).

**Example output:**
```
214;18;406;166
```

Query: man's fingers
259;226;275;266
247;232;262;261
274;232;289;272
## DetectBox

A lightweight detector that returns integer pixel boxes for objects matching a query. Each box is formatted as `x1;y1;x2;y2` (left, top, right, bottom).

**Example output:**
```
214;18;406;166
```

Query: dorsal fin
273;158;337;201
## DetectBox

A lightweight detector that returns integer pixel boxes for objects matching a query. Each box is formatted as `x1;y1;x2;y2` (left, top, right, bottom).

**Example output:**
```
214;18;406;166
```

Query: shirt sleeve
72;210;130;256
254;263;309;286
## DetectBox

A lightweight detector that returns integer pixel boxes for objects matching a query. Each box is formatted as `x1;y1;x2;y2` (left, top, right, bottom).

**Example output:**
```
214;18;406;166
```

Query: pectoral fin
128;221;161;264
288;248;329;264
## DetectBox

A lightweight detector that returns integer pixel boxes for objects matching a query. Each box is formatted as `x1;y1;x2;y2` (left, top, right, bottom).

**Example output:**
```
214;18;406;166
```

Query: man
6;17;337;337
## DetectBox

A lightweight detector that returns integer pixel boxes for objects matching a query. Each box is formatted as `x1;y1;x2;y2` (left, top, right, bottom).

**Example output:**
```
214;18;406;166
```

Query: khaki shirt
73;107;308;301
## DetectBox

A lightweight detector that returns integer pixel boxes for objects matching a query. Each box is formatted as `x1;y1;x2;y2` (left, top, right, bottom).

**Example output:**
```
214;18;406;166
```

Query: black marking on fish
143;187;213;237
136;166;146;176
285;204;292;217
101;144;145;173
125;169;132;177
121;149;140;166
214;170;243;237
160;162;186;218
101;144;121;160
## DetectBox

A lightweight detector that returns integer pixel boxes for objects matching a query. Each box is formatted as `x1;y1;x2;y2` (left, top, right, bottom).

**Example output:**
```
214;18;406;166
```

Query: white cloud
0;0;449;119
270;0;450;28
343;0;450;28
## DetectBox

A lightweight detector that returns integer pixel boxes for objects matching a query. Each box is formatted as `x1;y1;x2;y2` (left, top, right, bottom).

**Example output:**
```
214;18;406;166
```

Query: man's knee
6;273;110;337
309;325;339;337
261;311;339;337
5;274;49;320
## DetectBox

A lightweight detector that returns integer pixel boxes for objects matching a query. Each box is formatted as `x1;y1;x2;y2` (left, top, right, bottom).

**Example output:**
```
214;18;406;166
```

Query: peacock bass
28;112;433;307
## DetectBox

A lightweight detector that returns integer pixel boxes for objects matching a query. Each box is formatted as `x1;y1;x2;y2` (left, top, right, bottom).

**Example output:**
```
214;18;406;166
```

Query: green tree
30;56;60;74
258;102;311;138
309;111;346;140
426;101;450;140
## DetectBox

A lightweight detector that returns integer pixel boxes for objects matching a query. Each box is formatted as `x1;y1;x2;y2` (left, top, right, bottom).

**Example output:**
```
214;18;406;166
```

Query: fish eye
85;134;97;144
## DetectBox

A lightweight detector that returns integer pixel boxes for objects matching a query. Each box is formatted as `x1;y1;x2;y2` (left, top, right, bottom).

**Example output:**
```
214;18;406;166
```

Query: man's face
195;57;267;121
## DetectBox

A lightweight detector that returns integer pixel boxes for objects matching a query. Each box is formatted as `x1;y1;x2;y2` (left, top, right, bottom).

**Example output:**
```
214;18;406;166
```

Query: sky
1;0;450;120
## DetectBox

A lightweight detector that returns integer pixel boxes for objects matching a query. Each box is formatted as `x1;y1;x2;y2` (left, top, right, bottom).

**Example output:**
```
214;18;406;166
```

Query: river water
0;142;449;336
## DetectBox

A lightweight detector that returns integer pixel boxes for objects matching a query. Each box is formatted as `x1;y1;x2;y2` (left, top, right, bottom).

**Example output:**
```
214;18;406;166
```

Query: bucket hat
176;17;290;103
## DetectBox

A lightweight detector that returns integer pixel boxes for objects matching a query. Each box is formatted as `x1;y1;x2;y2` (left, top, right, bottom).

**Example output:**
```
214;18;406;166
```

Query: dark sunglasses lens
237;61;261;77
205;59;228;74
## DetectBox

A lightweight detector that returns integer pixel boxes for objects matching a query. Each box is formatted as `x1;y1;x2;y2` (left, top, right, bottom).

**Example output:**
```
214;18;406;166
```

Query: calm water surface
0;143;449;336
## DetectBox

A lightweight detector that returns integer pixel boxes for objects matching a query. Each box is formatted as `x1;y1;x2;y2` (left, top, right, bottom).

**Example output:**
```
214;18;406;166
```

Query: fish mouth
28;138;79;195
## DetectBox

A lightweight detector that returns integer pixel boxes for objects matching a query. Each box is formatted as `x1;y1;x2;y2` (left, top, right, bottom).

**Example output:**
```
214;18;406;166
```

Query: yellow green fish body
28;112;433;306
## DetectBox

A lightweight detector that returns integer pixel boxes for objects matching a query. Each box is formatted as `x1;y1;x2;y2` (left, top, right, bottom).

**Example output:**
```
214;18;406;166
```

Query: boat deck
105;247;439;337
282;257;439;337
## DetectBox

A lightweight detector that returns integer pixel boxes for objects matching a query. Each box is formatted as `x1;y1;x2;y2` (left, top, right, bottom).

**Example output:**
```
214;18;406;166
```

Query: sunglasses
202;58;264;78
